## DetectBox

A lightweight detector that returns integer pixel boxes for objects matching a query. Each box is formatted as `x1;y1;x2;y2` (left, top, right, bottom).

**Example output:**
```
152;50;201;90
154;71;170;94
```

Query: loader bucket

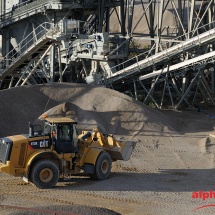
107;141;136;161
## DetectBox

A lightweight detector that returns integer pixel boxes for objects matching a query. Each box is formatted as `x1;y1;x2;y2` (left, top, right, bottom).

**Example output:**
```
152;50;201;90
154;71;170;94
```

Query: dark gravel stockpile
0;83;175;138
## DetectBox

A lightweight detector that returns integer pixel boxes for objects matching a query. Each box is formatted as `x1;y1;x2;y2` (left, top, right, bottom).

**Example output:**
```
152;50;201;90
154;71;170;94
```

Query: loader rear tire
30;159;59;189
90;151;112;180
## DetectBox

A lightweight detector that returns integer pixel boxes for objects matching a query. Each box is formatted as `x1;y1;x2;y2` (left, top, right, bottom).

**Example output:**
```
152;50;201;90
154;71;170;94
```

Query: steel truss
108;0;215;109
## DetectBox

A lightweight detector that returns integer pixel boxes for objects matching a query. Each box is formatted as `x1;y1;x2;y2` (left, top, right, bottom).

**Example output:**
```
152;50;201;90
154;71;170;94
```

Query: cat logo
40;140;49;148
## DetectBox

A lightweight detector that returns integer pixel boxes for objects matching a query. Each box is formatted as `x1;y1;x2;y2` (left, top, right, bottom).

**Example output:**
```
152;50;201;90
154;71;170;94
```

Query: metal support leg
133;79;138;100
15;69;28;87
58;43;63;83
8;76;14;89
175;69;201;109
138;80;159;108
21;44;54;86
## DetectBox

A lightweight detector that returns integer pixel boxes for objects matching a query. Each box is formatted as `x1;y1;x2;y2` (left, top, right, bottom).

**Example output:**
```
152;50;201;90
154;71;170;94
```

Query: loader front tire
90;151;112;180
30;159;59;189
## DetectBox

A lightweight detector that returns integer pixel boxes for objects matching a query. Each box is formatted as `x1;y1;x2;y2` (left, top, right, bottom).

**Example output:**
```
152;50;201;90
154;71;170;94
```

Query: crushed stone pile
0;83;176;138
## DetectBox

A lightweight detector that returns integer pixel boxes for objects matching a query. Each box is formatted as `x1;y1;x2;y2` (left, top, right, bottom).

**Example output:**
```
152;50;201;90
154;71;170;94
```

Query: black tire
30;159;59;189
90;151;112;180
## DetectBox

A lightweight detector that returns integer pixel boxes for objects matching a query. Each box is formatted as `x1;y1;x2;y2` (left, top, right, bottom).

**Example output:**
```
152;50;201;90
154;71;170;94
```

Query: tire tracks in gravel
0;178;200;215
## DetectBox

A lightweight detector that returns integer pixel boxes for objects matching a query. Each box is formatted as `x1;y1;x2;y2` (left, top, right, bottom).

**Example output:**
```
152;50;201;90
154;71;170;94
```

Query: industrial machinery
0;117;135;189
0;1;215;108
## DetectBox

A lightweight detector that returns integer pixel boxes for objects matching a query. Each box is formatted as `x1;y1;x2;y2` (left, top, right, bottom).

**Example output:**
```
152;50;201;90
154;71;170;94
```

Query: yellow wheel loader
0;117;136;189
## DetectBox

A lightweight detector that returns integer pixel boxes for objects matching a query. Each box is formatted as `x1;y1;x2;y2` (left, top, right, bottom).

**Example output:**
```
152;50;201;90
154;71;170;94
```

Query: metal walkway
0;0;87;28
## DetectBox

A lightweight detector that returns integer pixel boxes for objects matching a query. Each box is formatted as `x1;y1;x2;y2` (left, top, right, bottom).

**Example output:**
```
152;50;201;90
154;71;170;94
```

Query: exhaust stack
29;122;34;137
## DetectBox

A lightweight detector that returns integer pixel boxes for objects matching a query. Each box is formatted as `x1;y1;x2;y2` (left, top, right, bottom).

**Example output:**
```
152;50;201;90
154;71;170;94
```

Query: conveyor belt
106;28;215;83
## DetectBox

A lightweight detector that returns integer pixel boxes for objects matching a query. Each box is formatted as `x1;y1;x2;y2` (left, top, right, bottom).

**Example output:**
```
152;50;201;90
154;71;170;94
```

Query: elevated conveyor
105;28;215;83
139;50;215;81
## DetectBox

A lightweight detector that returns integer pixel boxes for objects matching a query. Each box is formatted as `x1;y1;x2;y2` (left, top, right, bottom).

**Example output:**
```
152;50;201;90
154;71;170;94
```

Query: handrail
0;0;40;21
2;0;83;14
0;0;35;15
0;0;84;23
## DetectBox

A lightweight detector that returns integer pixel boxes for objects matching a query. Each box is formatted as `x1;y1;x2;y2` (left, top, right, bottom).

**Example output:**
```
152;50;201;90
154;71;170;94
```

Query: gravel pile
0;83;175;138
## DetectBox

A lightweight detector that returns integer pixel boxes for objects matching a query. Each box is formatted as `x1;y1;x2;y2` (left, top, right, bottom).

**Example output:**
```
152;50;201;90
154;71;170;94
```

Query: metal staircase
0;22;60;79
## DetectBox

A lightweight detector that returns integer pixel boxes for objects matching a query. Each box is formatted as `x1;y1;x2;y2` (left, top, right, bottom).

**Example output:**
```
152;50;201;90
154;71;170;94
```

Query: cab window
57;124;73;141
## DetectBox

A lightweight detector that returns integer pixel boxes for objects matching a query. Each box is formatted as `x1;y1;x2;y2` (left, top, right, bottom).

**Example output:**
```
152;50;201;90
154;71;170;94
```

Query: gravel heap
0;83;175;138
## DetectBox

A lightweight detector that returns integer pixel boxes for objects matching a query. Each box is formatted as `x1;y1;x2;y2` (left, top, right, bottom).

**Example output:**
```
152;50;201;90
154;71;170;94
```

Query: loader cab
44;117;78;153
